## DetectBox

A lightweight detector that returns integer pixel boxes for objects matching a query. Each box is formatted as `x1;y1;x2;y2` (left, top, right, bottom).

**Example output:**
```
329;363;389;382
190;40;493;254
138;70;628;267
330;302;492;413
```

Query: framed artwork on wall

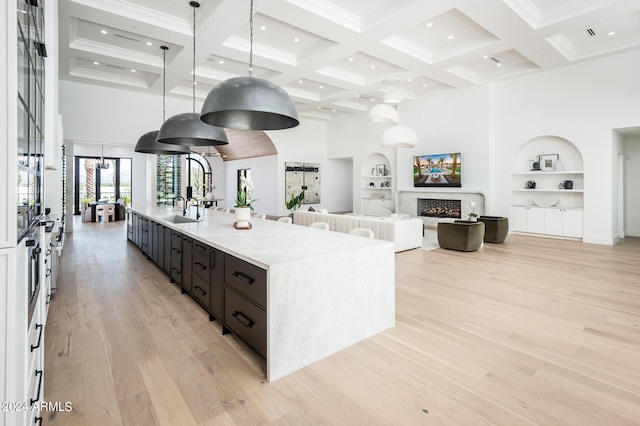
539;154;558;172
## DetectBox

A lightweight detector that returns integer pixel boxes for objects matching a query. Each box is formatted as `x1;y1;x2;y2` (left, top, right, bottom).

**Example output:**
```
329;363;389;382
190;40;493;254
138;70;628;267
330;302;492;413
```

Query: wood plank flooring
43;217;640;425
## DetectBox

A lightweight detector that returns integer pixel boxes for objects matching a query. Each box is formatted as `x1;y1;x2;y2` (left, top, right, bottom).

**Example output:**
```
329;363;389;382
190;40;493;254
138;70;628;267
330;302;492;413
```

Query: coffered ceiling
58;0;640;122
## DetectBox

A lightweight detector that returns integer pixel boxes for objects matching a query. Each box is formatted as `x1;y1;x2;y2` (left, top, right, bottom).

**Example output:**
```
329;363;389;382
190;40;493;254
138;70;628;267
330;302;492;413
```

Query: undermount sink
160;214;201;224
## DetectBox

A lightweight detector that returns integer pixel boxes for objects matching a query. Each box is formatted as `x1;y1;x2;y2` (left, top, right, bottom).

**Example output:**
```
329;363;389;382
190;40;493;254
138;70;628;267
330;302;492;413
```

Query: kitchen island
128;206;395;381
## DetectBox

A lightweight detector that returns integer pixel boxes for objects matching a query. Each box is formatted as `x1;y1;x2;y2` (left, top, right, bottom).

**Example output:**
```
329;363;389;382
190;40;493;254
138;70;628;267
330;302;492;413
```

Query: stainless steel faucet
187;197;201;220
173;195;186;216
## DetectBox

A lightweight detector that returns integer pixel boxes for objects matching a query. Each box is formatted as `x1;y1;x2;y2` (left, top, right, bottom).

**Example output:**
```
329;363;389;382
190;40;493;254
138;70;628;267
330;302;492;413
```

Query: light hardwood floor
43;217;640;425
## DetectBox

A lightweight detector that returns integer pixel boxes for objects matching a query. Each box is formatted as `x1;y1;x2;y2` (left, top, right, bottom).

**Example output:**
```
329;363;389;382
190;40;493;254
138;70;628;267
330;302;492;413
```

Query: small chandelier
200;0;299;130
96;144;110;169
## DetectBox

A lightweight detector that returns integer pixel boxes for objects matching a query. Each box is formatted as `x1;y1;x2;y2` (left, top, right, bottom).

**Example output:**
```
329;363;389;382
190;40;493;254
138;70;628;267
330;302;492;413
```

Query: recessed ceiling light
131;69;136;72
260;26;266;31
218;60;224;64
298;80;303;83
93;61;99;65
426;22;433;27
370;65;376;69
496;63;502;67
319;85;324;89
293;37;300;42
423;83;428;87
317;106;321;109
482;55;488;59
193;81;198;85
408;78;413;82
447;35;454;40
608;31;616;36
100;30;108;35
146;41;152;46
348;57;354;61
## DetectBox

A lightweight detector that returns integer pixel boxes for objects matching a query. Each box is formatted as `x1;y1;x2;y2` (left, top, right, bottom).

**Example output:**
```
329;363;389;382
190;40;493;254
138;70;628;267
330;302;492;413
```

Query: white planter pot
235;207;251;228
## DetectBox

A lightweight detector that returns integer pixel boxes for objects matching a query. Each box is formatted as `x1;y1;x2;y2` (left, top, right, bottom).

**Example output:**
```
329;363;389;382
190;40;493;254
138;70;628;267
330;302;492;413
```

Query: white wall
224;155;278;215
327;113;397;214
494;49;640;244
269;120;352;215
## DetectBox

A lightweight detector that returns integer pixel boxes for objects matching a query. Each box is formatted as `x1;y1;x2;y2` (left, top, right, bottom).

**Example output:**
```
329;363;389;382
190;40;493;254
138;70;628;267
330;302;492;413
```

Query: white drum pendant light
381;125;417;148
135;46;190;155
200;0;299;130
158;1;228;146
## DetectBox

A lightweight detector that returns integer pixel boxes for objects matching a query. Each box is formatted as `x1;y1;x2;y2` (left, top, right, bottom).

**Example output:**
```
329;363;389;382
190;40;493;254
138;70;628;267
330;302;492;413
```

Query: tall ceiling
58;0;640;122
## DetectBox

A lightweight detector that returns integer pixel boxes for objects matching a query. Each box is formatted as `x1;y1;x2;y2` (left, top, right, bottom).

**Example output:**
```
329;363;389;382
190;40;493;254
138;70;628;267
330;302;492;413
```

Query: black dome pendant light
135;46;191;155
200;0;299;131
157;1;228;146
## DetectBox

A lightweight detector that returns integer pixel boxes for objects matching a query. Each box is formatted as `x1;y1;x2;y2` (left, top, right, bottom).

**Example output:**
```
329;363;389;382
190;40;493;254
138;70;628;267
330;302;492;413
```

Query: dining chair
349;227;374;238
253;213;267;219
106;205;116;222
277;216;292;224
95;204;106;222
309;221;329;231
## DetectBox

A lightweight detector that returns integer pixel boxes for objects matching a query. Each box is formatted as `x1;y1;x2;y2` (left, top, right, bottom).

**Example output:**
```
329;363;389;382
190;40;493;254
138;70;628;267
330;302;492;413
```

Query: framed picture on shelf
539;154;558;172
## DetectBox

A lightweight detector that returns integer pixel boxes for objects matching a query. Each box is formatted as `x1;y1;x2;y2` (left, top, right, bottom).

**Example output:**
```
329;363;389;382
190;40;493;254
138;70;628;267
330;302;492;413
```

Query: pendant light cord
249;0;254;77
192;2;197;113
161;45;168;122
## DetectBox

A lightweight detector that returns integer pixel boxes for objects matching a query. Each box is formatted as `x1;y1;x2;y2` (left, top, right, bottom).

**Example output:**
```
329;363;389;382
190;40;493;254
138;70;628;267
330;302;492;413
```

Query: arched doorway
186;152;211;199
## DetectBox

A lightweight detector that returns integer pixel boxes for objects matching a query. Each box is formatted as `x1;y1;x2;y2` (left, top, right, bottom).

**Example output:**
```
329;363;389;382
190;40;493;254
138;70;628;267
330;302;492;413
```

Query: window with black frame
73;156;132;215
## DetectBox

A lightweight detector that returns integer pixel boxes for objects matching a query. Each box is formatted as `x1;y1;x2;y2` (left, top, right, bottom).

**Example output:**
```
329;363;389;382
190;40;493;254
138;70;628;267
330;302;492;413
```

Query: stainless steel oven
26;227;42;325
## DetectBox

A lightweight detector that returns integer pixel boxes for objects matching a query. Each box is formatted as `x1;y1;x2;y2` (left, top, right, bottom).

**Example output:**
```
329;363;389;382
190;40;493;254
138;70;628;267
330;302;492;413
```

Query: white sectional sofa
293;211;423;252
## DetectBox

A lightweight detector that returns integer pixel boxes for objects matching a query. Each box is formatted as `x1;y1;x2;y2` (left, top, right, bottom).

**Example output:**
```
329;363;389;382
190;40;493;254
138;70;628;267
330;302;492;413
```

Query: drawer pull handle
232;271;254;285
171;268;181;275
194;261;207;270
194;286;207;296
30;370;43;406
232;311;254;328
31;323;43;352
46;269;52;277
172;248;181;253
195;243;207;250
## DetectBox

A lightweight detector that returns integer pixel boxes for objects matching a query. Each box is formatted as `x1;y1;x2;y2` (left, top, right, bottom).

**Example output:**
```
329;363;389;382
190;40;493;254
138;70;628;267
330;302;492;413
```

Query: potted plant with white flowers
234;175;258;229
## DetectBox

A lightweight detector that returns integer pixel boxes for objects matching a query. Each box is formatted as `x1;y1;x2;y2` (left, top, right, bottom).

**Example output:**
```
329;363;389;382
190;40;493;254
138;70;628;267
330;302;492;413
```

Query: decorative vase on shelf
235;207;251;229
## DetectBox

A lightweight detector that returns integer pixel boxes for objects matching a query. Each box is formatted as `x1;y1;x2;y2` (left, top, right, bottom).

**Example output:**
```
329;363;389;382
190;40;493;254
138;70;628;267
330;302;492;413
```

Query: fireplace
417;198;461;218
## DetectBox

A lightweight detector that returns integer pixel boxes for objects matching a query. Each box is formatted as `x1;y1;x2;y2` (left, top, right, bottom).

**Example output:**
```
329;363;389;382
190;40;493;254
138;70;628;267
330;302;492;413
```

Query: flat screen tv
413;153;461;188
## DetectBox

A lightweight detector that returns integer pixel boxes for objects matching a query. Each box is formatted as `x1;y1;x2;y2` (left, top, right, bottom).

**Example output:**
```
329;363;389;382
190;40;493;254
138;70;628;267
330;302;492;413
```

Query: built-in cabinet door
211;248;223;320
512;206;545;234
163;226;171;274
561;209;583;238
544;209;563;236
182;235;192;294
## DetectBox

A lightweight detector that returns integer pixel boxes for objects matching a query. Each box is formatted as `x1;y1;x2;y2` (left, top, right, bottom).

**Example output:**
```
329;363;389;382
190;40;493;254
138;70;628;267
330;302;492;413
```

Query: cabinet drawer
224;255;266;308
192;249;210;281
192;274;211;309
224;287;266;358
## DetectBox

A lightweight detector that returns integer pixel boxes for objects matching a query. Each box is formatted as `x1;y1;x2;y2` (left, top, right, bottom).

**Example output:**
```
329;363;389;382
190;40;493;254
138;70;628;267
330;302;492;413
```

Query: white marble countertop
129;205;393;269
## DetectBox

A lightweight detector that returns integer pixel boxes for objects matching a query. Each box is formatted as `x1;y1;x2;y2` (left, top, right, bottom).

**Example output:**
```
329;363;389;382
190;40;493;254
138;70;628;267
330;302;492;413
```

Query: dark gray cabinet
170;230;182;285
181;235;192;295
163;226;171;274
223;254;267;359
